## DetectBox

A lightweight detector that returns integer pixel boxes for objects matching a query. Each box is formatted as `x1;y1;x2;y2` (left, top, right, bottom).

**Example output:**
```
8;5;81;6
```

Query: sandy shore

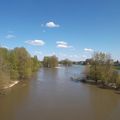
3;81;19;89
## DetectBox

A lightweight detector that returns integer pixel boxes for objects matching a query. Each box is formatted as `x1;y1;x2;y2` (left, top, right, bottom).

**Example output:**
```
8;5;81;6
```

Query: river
0;65;120;120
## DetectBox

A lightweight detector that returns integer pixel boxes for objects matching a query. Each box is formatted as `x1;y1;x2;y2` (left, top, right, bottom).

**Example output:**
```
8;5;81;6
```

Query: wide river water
0;65;120;120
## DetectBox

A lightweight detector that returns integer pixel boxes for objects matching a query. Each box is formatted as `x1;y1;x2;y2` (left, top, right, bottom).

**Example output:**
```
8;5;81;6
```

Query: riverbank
71;78;120;94
0;81;19;95
3;81;19;89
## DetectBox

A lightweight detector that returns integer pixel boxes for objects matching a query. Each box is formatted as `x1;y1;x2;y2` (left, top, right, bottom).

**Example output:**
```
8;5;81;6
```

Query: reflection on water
0;65;120;120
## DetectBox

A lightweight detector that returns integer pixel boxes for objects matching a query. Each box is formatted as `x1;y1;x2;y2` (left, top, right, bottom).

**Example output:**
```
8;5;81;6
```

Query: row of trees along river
0;46;73;90
0;47;41;89
1;46;120;91
43;56;72;68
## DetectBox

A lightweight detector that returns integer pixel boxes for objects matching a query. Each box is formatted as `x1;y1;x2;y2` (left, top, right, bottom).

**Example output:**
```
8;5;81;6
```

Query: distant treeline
81;58;120;67
0;47;41;88
59;59;72;66
43;56;73;68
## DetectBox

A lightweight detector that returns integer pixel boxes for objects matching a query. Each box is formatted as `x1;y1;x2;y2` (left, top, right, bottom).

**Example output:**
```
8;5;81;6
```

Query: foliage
0;47;41;88
31;55;41;72
86;52;120;87
43;56;58;68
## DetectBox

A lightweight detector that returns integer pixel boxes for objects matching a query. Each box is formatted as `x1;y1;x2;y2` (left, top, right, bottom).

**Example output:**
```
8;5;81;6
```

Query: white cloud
5;34;16;39
56;41;72;48
57;44;72;48
46;21;60;28
56;41;67;45
84;48;94;52
26;40;45;46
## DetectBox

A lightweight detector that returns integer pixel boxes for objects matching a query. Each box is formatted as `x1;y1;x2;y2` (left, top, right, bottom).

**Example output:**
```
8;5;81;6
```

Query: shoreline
3;81;19;89
0;81;19;95
82;79;120;94
71;78;120;94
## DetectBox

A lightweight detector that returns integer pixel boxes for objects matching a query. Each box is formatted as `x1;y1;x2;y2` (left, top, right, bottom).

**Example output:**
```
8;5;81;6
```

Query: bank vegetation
0;47;41;90
84;52;120;91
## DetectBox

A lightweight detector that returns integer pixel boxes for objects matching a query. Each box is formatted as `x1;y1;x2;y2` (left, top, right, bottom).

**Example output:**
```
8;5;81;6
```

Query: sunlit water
0;65;120;120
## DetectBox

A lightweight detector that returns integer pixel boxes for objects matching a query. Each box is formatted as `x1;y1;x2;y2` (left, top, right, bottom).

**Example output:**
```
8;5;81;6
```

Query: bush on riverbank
0;47;41;89
43;56;58;68
85;52;120;89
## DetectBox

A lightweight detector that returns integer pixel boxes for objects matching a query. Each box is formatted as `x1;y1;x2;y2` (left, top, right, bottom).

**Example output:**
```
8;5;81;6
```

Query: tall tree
87;52;120;84
14;47;32;79
9;50;19;80
43;56;58;68
31;55;41;72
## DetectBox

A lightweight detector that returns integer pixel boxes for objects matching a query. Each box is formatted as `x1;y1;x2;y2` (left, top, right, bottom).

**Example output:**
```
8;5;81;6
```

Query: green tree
0;46;41;89
31;55;41;72
9;50;19;80
49;56;58;68
0;47;10;88
14;47;32;79
43;56;58;68
43;56;50;67
87;52;115;84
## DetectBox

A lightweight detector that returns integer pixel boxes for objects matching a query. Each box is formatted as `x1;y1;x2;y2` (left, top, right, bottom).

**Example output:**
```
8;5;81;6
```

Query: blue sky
0;0;120;61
